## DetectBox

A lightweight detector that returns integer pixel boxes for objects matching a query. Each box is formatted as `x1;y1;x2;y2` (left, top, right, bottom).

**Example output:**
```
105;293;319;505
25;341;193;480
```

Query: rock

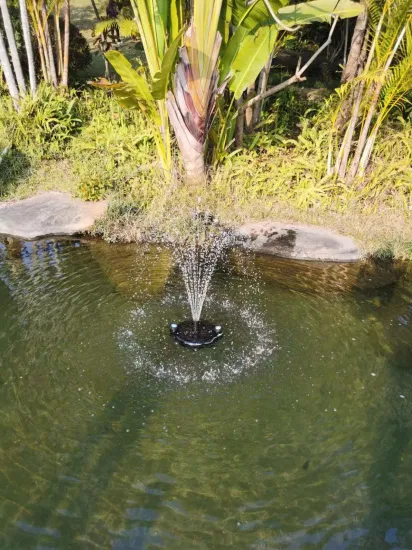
237;221;361;262
0;192;107;240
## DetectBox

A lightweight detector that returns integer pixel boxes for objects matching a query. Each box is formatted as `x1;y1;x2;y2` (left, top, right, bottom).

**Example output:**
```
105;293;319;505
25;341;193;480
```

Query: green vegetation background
1;0;411;258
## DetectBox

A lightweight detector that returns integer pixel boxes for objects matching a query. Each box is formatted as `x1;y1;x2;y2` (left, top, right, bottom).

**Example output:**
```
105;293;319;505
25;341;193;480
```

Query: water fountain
170;212;233;348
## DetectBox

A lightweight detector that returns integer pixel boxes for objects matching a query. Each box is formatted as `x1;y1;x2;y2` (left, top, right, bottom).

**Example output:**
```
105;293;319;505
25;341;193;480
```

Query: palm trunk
335;4;368;130
0;29;20;108
244;83;255;133
235;98;245;148
41;2;58;87
0;0;26;95
54;6;63;77
252;51;274;127
62;0;70;88
19;0;37;94
341;4;368;84
167;91;206;182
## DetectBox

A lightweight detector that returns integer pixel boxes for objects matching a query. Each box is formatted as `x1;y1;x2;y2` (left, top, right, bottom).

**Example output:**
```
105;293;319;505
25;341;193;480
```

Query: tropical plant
97;0;362;183
332;0;412;181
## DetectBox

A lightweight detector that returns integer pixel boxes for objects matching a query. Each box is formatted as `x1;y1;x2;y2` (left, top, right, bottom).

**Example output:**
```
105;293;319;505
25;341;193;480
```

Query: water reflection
0;237;412;548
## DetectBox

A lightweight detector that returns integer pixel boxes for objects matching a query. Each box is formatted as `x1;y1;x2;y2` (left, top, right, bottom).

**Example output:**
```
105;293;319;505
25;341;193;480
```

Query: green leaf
220;25;249;84
218;0;233;45
277;0;364;26
151;27;185;100
232;0;287;29
169;0;184;40
229;24;279;99
105;50;154;102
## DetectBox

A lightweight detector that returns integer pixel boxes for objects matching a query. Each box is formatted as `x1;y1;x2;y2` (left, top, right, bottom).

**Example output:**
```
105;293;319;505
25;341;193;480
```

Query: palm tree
0;27;19;107
333;0;412;181
19;0;37;94
0;0;26;94
62;0;70;87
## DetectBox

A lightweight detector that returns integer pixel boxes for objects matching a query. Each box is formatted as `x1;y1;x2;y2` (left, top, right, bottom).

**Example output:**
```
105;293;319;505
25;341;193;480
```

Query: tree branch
240;16;339;112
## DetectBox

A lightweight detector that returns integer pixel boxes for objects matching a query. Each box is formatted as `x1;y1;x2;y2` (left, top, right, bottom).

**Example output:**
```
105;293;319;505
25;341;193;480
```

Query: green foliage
94;17;138;39
0;85;82;160
230;24;279;99
211;115;412;212
69;92;160;201
277;0;363;26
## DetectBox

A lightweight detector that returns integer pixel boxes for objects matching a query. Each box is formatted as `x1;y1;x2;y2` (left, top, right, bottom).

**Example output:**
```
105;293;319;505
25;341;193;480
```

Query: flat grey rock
237;221;361;262
0;192;107;240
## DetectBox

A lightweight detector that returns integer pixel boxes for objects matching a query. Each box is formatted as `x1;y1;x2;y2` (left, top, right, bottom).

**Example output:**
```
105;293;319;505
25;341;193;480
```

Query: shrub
0;85;82;160
70;92;160;201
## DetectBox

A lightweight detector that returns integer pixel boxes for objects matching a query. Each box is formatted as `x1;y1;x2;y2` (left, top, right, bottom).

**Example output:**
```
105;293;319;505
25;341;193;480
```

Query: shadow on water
0;238;172;549
351;257;412;548
11;380;162;549
363;345;412;549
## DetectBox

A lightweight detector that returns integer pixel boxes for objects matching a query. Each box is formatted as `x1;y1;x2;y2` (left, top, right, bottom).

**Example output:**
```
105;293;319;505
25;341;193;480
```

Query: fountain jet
171;212;232;348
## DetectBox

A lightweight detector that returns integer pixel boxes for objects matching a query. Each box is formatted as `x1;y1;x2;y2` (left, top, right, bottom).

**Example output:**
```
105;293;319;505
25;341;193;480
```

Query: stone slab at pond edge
0;192;107;240
237;221;361;262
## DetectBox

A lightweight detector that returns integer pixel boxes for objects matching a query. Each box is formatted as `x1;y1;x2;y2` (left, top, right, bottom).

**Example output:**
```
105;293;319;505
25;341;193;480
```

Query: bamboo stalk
62;0;70;87
0;28;20;108
54;5;63;77
31;0;51;82
19;0;37;94
41;1;58;87
0;0;27;94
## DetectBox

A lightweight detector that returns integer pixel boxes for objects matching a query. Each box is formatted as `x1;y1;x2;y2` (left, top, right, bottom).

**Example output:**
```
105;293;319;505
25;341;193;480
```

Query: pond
0;237;412;549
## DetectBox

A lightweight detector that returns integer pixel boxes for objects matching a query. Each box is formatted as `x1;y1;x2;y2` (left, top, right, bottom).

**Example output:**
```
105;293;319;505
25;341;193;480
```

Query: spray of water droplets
173;214;234;322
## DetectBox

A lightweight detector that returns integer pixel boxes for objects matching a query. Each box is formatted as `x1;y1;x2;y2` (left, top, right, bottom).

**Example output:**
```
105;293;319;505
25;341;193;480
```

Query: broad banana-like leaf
278;0;364;26
90;78;156;116
218;0;234;45
131;0;166;76
219;25;249;83
105;50;154;102
229;24;279;99
151;27;186;100
232;0;287;29
227;0;363;99
169;0;183;40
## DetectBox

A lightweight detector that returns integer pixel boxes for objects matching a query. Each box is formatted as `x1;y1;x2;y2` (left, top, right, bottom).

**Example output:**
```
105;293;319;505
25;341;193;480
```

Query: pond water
1;237;412;549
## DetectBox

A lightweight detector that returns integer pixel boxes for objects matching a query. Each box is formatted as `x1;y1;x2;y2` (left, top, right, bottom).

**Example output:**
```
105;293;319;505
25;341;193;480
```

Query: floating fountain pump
170;320;223;348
